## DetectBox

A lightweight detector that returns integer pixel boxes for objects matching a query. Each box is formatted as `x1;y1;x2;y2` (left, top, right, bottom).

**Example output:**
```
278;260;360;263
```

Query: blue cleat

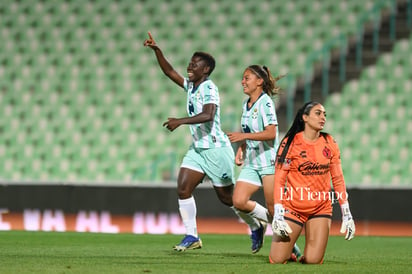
251;221;267;254
173;235;202;251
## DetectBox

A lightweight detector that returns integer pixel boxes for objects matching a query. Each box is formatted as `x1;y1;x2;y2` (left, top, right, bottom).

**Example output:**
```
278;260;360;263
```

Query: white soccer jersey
240;93;279;168
183;78;231;148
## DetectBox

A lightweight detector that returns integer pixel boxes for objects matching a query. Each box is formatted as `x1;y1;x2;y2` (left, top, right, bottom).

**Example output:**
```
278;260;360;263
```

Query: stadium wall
0;184;411;235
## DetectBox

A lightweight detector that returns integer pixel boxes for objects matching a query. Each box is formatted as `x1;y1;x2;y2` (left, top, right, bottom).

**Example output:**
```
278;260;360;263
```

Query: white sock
231;206;260;231
250;202;272;223
178;196;198;237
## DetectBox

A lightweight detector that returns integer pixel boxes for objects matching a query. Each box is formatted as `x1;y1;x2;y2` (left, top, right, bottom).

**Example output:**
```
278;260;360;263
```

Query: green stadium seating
0;0;397;183
324;33;412;186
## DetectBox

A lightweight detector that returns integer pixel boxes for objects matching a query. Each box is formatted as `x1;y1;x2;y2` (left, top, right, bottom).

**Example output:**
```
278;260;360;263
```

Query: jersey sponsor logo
322;146;331;159
298;161;329;175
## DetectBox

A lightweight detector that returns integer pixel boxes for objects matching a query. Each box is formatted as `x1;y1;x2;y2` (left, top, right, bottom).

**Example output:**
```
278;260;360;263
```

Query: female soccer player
143;32;257;251
269;101;355;264
227;66;300;256
226;65;281;253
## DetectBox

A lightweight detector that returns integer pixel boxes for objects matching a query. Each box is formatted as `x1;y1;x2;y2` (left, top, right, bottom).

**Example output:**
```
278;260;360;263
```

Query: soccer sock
178;196;198;238
249;202;272;223
231;206;260;231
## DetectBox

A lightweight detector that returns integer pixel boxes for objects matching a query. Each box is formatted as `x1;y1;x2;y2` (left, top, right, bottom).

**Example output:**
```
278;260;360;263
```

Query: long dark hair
277;101;328;165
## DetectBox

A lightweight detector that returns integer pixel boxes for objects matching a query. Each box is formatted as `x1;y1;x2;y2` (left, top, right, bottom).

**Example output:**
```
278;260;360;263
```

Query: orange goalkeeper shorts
283;199;332;226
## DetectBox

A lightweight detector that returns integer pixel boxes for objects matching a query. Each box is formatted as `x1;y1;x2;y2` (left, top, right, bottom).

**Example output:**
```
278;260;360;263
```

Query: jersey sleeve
183;78;189;92
274;138;290;204
260;97;278;127
328;135;348;205
202;81;219;105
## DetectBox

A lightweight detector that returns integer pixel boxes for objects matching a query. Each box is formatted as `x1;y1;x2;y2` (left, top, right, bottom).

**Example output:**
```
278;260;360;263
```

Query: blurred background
0;0;410;189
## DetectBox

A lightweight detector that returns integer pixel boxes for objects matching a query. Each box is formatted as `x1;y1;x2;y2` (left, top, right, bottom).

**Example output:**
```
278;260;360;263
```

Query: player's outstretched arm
143;31;184;88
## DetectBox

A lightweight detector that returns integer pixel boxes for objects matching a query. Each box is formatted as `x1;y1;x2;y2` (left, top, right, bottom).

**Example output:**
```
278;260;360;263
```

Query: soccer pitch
0;231;411;273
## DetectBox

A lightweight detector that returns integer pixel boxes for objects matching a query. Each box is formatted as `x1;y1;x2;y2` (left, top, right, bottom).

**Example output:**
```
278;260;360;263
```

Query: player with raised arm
143;32;259;251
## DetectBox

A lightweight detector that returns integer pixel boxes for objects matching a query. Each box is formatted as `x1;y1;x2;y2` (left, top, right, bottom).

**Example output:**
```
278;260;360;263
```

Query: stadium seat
0;0;398;183
324;34;412;186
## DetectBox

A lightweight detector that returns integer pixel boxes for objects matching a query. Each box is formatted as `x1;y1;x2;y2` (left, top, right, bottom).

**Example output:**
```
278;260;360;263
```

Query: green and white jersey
241;92;279;168
183;78;231;148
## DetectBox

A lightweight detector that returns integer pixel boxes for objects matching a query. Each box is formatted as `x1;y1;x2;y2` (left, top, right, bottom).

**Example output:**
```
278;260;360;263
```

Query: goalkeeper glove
340;202;355;240
272;204;292;238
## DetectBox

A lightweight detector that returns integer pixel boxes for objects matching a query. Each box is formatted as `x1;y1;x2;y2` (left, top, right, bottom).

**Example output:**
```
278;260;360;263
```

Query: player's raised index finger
147;31;154;40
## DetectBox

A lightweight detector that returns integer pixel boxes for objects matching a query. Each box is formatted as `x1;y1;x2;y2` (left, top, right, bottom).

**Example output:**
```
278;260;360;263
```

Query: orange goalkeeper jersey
274;132;348;214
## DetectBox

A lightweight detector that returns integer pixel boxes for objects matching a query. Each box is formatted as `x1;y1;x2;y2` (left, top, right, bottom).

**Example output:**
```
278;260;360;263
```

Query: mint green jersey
183;78;231;148
240;93;279;168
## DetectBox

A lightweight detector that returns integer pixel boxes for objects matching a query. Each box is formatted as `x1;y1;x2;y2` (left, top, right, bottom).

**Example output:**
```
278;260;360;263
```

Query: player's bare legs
262;175;275;220
174;167;204;251
301;217;331;264
177;167;204;199
232;180;273;253
213;184;235;206
269;221;303;263
232;182;260;211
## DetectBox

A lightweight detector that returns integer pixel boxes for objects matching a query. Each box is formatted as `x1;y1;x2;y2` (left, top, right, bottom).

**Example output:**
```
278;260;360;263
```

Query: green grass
0;231;411;273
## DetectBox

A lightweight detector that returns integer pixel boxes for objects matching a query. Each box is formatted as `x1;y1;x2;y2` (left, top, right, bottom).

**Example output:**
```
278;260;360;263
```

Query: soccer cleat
289;244;302;262
289;253;298;262
173;235;202;251
251;221;267;254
